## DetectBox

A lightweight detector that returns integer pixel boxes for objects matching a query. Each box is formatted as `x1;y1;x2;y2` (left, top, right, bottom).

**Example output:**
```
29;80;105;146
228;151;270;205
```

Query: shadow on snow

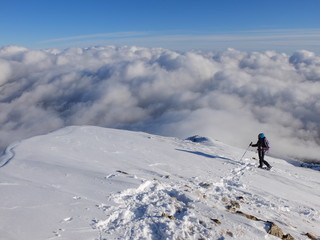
175;149;237;164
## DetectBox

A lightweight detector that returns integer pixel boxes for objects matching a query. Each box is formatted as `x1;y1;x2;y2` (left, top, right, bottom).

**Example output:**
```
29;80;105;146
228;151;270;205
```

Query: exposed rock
267;221;284;238
210;218;221;225
306;232;318;240
230;200;240;208
226;200;240;212
266;222;296;240
283;233;295;240
222;198;296;240
161;213;175;220
235;211;261;221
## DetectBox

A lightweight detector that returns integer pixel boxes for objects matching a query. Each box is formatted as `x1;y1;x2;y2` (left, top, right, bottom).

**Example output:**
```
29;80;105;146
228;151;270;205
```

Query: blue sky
1;0;320;52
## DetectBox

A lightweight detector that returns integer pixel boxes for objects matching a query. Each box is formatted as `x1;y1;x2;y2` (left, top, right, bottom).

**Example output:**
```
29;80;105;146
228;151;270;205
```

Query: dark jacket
251;137;270;152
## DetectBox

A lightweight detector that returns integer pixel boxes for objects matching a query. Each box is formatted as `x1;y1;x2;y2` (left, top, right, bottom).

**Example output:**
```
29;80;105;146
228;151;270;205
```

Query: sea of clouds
0;45;319;161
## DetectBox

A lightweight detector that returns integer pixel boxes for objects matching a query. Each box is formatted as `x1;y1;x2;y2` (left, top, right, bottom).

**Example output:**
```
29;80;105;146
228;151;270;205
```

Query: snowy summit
0;126;319;240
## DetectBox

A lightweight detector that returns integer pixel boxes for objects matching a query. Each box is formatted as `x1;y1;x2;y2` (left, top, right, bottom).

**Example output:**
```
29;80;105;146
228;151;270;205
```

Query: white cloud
0;45;319;162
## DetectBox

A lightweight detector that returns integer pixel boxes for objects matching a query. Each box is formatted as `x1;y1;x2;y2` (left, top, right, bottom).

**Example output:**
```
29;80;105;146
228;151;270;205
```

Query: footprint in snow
52;228;65;237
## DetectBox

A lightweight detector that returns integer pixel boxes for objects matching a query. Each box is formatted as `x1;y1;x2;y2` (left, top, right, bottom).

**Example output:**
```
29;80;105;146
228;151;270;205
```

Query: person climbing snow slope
250;133;272;169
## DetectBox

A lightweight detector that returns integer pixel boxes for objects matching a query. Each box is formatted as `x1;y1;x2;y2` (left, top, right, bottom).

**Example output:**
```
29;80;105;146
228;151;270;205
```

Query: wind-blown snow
1;45;320;161
0;126;319;239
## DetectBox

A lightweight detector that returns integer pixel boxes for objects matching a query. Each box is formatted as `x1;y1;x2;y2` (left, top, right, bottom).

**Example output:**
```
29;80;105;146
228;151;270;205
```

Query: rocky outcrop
305;232;318;240
224;197;296;239
267;221;284;238
267;221;294;239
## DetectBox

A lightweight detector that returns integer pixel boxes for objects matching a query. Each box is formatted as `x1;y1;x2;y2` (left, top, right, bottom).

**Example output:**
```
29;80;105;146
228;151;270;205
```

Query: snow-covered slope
0;126;319;240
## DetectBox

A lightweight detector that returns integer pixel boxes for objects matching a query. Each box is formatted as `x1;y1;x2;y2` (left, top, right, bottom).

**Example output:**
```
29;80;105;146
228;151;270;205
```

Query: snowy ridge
0;141;19;168
0;126;319;240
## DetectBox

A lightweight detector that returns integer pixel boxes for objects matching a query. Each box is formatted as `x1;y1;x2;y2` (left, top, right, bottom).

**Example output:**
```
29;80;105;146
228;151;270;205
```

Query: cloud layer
1;45;320;161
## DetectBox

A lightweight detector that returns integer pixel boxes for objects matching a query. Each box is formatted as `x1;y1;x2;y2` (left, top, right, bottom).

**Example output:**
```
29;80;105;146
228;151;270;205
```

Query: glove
249;142;252;146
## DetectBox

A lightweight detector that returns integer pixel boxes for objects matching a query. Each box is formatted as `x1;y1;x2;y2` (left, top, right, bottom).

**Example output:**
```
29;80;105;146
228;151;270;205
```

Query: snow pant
258;150;271;168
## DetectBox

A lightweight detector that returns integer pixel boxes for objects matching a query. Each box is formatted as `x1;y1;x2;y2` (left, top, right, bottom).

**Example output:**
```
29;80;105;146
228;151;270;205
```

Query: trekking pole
240;143;252;161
